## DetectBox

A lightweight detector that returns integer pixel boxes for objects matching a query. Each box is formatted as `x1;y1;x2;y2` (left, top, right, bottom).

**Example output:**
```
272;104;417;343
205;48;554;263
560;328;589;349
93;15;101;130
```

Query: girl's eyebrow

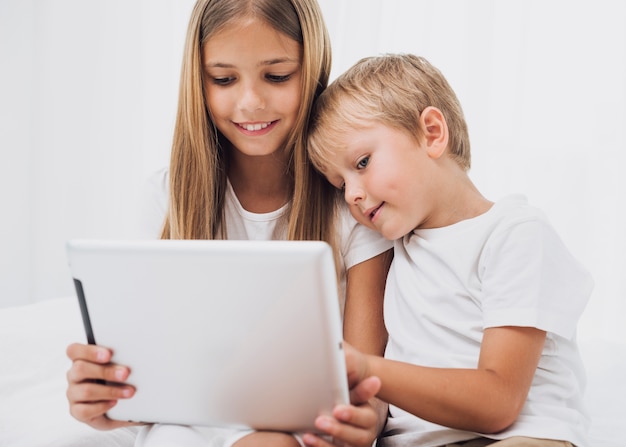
260;57;300;66
204;57;300;69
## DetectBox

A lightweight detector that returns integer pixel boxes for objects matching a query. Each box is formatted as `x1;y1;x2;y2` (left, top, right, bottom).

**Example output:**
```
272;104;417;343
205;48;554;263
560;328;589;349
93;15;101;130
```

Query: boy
306;54;592;447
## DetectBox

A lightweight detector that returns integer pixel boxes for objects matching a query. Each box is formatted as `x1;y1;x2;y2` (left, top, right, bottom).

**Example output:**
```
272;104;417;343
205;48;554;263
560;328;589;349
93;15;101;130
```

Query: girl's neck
227;150;291;214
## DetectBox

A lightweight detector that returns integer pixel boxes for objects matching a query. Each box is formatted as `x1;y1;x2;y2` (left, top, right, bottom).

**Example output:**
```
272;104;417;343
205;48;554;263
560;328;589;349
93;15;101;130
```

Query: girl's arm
348;326;546;434
343;249;393;356
66;343;139;430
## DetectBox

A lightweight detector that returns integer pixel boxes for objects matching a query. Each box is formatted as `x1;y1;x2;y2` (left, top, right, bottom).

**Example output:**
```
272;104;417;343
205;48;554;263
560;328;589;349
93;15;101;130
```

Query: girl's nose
238;82;265;112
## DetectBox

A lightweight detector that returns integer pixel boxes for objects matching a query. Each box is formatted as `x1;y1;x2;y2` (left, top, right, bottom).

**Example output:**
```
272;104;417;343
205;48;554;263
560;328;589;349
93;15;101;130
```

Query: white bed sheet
0;296;623;447
0;297;139;447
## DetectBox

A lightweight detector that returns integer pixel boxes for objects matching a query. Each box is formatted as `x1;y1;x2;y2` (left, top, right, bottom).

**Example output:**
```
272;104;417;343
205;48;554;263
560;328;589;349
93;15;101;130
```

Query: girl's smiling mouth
236;120;278;133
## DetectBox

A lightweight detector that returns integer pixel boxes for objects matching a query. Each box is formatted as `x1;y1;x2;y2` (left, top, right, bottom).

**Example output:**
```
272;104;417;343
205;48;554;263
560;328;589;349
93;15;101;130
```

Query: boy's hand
343;342;371;390
65;343;139;430
301;342;383;447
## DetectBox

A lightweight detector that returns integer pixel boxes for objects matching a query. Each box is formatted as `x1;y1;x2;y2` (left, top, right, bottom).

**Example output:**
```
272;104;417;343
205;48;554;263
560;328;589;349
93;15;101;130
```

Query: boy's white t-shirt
134;167;392;447
379;194;593;447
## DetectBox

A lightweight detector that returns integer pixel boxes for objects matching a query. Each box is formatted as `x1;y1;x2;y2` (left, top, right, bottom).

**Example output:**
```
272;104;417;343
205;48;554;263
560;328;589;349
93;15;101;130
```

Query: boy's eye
356;156;370;169
266;74;291;83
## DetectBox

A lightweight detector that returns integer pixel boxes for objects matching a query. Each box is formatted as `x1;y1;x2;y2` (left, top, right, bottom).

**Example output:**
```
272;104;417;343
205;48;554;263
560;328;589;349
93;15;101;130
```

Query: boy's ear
420;106;448;159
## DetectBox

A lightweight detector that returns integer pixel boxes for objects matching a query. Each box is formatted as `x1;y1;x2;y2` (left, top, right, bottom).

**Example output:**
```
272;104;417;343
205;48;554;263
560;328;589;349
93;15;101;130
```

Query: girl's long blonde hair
161;0;338;254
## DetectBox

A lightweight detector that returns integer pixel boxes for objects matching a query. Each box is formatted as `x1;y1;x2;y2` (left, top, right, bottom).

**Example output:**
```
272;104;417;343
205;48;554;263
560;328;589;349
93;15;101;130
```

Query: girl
65;1;392;447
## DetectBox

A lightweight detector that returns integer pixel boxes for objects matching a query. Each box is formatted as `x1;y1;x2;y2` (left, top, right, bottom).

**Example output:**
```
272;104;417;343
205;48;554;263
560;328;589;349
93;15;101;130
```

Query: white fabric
137;167;390;271
134;168;392;447
380;195;593;447
135;425;307;447
0;297;141;447
1;297;623;447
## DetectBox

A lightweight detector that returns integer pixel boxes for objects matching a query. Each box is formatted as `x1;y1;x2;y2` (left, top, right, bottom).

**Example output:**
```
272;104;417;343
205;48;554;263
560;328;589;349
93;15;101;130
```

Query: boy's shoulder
489;194;547;227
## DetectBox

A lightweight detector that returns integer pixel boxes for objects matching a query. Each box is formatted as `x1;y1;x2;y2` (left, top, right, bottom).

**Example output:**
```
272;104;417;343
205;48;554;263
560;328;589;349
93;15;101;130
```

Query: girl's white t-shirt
380;194;593;447
135;167;391;288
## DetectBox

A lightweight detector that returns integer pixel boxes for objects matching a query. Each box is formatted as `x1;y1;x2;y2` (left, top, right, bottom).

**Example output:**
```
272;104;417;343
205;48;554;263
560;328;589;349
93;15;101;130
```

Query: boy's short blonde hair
308;54;471;173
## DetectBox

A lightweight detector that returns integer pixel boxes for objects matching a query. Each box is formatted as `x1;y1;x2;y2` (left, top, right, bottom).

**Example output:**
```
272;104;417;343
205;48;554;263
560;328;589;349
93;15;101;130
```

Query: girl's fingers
66;381;135;404
69;399;118;423
66;343;112;364
66;359;131;384
65;343;139;431
69;400;140;430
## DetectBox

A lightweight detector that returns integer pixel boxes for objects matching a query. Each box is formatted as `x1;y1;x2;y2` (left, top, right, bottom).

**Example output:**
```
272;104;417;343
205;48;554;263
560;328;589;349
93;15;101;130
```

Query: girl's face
202;17;303;159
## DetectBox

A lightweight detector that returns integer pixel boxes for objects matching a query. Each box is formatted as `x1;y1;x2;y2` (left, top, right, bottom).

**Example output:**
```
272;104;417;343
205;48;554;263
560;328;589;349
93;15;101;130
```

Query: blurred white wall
0;0;195;306
1;0;624;343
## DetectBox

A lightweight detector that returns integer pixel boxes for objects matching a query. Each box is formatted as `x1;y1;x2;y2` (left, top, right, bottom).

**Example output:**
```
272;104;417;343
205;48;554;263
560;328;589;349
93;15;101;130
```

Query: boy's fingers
349;375;381;406
312;412;376;447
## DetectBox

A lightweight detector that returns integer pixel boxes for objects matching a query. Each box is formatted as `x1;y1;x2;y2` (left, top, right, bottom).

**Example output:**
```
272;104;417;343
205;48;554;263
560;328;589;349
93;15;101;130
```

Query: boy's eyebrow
204;57;300;69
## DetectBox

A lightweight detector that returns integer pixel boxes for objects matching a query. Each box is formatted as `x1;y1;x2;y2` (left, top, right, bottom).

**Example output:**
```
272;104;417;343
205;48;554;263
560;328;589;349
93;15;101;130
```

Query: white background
1;0;624;343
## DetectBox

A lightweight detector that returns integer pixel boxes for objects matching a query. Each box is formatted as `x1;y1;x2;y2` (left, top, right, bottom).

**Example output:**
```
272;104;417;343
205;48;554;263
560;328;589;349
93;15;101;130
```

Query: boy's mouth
367;203;384;221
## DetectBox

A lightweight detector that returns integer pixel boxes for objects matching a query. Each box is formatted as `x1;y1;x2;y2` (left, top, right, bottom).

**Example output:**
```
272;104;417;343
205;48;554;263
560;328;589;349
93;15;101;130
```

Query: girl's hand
301;342;383;447
65;343;139;430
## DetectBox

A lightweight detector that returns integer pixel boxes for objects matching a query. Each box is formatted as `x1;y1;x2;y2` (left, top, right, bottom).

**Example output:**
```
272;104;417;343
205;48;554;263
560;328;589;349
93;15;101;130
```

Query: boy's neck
422;170;493;229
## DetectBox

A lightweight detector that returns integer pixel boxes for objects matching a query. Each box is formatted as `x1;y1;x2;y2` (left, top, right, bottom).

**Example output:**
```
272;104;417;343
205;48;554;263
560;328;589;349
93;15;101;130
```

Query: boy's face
321;122;441;240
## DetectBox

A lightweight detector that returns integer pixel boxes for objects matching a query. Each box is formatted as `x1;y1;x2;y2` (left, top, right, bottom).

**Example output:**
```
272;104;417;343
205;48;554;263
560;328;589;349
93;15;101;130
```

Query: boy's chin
379;223;414;241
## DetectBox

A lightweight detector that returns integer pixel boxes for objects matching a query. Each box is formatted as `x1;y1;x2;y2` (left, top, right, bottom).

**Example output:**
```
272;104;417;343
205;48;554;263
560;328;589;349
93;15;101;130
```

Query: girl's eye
356;156;370;169
212;76;235;86
266;74;291;83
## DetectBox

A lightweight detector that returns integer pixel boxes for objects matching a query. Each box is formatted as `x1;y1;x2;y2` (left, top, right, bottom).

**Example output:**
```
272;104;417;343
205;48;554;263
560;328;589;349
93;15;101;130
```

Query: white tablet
66;239;349;432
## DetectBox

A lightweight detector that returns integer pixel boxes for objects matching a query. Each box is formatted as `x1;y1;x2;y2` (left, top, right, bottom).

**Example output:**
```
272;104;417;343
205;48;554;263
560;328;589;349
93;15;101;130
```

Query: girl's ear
420;106;448;159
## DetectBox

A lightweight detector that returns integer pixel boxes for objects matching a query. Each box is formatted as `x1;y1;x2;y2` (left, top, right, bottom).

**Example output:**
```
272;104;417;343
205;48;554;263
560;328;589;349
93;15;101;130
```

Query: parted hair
162;0;338;253
308;53;471;173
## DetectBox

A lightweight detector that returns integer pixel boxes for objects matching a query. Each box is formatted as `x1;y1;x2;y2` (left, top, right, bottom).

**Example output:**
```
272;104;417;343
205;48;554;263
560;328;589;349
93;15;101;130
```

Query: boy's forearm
366;355;524;434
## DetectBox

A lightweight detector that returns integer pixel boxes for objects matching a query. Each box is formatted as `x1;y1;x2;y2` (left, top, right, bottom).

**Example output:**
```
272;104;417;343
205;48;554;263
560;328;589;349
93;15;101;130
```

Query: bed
1;296;623;447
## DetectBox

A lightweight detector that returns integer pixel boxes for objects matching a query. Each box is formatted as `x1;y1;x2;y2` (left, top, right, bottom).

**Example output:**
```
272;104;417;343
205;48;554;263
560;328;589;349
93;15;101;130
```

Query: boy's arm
355;326;546;434
343;249;393;357
343;249;393;432
302;250;391;447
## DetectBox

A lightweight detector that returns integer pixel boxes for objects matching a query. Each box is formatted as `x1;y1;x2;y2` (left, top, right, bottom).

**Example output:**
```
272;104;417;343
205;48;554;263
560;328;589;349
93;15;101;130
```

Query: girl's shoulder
335;200;393;269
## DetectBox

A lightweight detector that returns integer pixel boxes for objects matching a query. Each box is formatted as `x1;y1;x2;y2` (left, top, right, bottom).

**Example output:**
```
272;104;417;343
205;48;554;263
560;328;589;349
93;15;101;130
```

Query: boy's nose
344;183;364;205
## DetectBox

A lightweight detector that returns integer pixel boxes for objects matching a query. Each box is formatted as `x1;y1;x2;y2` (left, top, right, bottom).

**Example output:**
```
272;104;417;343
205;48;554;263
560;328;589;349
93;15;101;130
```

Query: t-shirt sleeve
337;202;393;270
480;215;593;340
